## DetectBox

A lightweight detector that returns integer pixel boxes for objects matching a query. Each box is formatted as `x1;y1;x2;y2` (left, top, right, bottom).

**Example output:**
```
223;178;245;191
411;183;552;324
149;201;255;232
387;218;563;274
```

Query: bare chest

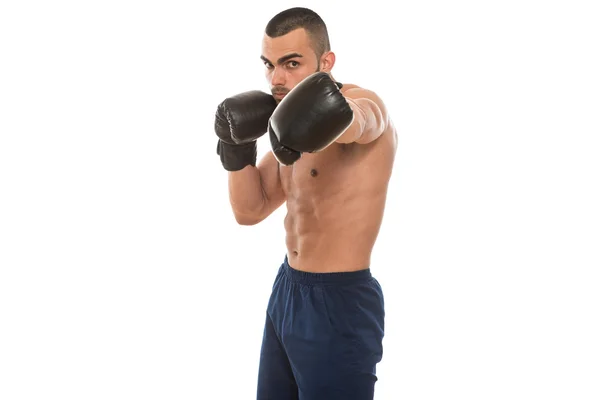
279;143;356;199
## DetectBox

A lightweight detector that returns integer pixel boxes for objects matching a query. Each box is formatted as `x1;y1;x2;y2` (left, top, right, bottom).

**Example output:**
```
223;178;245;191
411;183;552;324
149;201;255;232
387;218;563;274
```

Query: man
214;7;397;399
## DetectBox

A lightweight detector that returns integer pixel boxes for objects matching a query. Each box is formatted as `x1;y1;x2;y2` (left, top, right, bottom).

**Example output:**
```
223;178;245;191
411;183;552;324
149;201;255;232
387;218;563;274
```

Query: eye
288;61;300;68
264;62;274;69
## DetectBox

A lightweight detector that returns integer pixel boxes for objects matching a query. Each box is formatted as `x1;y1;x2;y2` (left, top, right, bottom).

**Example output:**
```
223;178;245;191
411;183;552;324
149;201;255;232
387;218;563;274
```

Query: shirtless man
214;7;397;399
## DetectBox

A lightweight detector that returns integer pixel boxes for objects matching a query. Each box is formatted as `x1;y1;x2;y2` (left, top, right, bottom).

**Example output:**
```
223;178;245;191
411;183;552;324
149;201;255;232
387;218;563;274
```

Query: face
261;28;334;102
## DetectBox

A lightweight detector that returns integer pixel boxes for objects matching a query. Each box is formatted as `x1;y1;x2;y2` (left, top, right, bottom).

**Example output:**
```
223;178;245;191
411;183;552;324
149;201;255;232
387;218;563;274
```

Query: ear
319;51;336;72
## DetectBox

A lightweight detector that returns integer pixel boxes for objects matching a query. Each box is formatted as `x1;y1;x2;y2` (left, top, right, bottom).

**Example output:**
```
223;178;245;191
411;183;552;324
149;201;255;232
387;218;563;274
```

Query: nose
270;67;285;87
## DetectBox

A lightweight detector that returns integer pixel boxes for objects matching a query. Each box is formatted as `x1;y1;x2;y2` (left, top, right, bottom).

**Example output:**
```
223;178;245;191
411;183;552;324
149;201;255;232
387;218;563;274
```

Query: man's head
261;7;335;102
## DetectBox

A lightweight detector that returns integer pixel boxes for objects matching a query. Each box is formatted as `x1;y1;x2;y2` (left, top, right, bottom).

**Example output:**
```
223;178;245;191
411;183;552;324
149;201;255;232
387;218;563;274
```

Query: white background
1;0;599;399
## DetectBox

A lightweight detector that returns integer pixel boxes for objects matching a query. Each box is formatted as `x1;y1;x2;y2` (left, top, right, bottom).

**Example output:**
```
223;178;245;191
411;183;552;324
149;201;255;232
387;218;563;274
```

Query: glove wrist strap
216;140;257;172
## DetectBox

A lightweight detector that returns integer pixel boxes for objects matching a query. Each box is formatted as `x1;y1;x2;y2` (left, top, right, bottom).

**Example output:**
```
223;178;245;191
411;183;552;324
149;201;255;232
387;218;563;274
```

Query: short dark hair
265;7;331;59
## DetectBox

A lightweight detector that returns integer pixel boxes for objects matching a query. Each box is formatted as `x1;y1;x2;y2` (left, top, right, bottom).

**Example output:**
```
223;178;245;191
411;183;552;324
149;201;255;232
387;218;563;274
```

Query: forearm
336;94;387;144
335;99;366;143
228;166;267;224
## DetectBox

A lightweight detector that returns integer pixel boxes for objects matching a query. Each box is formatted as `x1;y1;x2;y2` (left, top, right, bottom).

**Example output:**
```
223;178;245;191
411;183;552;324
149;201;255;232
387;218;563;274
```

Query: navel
310;168;318;177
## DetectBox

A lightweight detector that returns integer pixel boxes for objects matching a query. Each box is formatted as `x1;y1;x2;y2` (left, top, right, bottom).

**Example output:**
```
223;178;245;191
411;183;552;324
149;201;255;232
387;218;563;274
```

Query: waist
282;255;372;285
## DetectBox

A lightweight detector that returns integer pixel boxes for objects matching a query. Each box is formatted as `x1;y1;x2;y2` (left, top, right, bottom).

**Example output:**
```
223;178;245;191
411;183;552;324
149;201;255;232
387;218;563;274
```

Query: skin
228;27;397;272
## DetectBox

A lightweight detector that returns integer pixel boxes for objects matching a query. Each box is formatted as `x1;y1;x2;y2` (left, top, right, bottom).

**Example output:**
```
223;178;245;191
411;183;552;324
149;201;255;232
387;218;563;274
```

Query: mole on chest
310;168;318;177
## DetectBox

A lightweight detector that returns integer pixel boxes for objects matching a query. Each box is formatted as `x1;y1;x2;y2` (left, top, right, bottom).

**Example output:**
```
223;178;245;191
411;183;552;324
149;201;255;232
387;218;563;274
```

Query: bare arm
336;87;389;145
228;150;285;225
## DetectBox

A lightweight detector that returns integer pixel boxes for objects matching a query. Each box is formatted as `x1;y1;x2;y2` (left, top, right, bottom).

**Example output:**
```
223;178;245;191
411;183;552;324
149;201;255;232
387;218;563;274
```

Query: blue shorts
257;256;385;399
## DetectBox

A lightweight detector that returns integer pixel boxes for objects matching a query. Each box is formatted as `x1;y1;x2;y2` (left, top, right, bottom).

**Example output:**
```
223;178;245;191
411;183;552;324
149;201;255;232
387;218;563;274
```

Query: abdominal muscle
279;130;396;273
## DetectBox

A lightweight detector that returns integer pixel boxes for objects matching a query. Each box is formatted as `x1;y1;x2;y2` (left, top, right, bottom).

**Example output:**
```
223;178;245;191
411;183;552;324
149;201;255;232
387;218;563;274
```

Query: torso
279;84;398;272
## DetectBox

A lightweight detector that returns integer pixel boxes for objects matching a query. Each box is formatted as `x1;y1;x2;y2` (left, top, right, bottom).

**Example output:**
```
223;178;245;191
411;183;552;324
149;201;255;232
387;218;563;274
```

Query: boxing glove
269;121;301;165
269;72;354;165
215;90;277;171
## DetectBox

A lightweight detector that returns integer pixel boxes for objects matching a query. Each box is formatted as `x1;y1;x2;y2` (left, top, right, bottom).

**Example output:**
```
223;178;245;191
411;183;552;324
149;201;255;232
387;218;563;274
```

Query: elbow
232;210;263;226
230;197;268;226
235;215;260;226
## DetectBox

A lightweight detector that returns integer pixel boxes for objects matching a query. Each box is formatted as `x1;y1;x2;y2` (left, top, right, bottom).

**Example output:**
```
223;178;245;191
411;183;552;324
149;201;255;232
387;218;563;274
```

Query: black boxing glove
269;72;354;165
269;120;301;165
215;90;277;171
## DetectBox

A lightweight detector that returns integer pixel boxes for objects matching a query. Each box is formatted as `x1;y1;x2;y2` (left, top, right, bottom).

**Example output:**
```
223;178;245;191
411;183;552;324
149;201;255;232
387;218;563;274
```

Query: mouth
273;93;287;100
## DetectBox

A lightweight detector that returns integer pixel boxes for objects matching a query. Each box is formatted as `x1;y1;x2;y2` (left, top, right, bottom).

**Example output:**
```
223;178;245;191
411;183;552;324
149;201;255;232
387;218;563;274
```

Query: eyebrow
260;52;304;65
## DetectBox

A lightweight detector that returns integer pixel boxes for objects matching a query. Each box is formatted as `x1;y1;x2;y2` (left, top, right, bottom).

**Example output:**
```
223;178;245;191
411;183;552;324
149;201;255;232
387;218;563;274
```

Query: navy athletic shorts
256;255;385;399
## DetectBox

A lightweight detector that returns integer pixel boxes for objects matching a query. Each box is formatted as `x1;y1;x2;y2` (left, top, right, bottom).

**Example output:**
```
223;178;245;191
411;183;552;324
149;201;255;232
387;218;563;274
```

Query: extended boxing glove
215;90;277;171
269;72;354;165
269;121;301;165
